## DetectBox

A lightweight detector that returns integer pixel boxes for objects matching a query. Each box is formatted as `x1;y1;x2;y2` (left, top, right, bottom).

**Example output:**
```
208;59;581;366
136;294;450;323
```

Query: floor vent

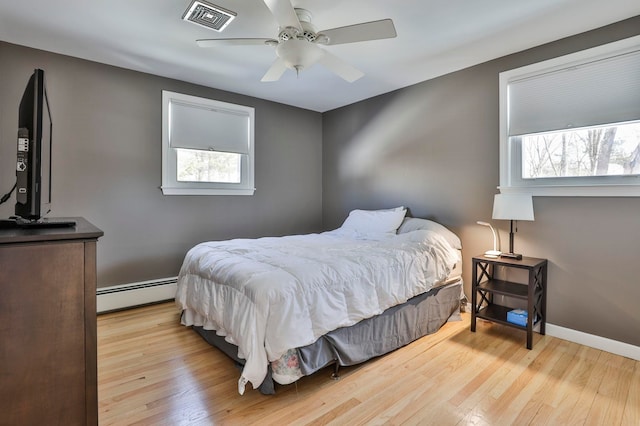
183;0;236;32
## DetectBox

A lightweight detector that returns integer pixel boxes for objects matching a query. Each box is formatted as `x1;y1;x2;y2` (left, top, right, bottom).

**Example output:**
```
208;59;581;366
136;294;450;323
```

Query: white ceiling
1;0;639;112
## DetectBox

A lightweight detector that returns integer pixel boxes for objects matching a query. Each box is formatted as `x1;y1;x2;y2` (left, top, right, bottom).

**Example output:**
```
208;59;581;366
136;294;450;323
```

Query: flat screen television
15;68;52;221
7;68;74;228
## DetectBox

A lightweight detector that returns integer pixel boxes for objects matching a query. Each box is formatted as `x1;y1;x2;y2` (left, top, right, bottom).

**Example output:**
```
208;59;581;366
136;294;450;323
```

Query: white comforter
175;229;460;394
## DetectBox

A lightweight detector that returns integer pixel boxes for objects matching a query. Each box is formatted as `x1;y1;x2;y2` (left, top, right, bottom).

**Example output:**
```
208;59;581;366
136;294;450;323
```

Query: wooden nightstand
471;255;547;349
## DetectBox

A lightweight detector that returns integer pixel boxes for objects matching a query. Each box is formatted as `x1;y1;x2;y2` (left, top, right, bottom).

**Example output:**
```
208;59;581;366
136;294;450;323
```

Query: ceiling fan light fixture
276;38;323;71
183;0;237;32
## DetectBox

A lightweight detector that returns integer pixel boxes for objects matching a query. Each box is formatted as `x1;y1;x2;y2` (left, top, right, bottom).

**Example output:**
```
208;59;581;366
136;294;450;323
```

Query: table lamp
492;193;534;260
476;221;501;258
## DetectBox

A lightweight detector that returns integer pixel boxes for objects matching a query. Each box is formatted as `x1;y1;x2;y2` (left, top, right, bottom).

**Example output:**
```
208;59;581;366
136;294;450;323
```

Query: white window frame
499;35;640;197
161;90;255;196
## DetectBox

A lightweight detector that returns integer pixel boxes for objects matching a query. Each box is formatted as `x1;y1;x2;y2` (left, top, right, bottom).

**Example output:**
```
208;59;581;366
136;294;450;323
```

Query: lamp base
484;250;502;258
500;252;523;260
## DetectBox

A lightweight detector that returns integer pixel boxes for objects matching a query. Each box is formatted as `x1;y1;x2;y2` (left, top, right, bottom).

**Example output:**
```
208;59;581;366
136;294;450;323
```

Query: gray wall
322;16;640;347
0;42;323;287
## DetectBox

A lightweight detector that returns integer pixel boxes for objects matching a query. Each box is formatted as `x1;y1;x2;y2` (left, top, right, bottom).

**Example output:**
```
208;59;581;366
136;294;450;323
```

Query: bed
175;208;464;394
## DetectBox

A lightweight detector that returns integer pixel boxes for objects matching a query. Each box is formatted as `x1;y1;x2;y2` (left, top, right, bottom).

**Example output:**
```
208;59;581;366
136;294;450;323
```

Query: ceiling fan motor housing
278;9;319;43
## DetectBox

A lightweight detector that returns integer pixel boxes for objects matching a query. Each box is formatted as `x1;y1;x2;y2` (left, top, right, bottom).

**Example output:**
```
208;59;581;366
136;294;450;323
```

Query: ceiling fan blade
318;51;364;83
197;38;274;47
320;19;397;45
262;0;302;31
261;57;288;82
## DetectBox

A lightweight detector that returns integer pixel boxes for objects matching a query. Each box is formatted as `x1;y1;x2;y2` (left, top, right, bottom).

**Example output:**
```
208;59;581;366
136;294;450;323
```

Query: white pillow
340;207;407;235
397;217;462;249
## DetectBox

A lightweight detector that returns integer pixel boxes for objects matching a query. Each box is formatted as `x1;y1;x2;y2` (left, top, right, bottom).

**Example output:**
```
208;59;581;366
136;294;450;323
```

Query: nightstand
471;255;547;349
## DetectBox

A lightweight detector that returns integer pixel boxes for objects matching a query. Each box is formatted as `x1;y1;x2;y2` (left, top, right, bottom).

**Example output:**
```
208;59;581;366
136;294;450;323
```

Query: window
499;35;640;196
161;90;255;195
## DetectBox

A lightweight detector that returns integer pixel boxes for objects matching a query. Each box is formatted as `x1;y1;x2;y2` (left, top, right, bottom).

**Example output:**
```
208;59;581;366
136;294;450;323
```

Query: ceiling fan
194;0;397;82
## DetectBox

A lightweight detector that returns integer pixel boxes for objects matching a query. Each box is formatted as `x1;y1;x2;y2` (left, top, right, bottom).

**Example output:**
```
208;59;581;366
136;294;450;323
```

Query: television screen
15;69;51;221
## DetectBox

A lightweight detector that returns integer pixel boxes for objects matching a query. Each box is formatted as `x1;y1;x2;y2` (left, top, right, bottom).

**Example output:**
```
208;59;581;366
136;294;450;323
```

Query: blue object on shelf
507;309;528;326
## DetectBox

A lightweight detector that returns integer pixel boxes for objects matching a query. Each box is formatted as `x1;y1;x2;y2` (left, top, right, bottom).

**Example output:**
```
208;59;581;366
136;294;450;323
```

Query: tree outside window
520;121;640;179
176;148;241;183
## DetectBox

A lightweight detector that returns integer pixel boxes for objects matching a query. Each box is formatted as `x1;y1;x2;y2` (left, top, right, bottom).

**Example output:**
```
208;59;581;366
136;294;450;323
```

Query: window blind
169;100;250;154
507;49;640;137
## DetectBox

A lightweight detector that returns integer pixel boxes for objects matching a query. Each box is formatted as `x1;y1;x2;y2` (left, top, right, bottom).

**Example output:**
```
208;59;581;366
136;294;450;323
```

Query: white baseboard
547;323;640;361
96;277;177;313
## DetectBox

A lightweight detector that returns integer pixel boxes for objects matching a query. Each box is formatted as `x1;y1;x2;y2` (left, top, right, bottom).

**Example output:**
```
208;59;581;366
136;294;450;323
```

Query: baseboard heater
96;277;178;313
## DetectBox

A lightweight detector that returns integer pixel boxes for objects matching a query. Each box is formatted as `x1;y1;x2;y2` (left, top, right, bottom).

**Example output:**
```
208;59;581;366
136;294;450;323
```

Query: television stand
18;218;76;228
0;217;102;424
0;219;20;229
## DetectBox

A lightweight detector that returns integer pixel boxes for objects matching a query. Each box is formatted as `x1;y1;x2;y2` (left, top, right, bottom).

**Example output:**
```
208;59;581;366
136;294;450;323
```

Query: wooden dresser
0;218;103;425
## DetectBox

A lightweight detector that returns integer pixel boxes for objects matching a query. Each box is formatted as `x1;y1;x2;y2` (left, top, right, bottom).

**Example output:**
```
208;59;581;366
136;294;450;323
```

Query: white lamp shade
492;194;534;221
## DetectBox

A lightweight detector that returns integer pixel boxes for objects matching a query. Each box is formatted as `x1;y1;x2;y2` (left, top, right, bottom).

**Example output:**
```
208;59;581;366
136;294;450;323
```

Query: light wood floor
98;302;639;425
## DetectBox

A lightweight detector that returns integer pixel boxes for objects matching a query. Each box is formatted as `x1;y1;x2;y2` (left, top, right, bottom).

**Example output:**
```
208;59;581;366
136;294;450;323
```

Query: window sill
161;186;255;196
498;184;640;197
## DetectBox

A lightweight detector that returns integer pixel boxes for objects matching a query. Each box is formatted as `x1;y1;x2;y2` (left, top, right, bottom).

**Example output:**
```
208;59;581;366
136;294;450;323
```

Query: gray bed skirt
192;280;462;394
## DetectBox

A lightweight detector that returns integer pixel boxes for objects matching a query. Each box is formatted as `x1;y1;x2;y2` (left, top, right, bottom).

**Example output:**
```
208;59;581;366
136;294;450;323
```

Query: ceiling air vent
182;0;236;32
